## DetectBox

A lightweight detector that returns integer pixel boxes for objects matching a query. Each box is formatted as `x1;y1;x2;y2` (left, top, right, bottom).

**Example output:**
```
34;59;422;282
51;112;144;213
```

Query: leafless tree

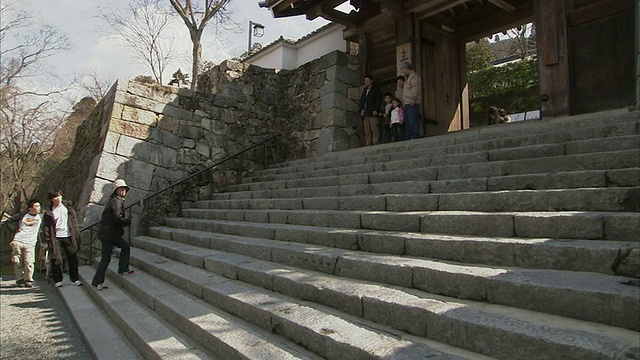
169;0;233;90
79;64;117;101
98;0;178;84
0;1;72;213
507;23;536;60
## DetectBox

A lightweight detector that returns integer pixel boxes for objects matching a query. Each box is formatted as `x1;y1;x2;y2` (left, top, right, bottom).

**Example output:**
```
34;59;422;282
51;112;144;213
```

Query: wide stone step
57;275;142;359
268;109;638;170
177;208;640;241
193;187;640;213
264;114;638;175
125;247;486;360
207;168;640;203
154;221;634;275
96;262;324;360
131;236;640;360
141;228;640;330
256;132;640;181
76;266;215;360
235;149;639;190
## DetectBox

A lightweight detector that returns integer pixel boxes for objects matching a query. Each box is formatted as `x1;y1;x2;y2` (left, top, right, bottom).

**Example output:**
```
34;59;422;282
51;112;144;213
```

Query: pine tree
168;68;190;87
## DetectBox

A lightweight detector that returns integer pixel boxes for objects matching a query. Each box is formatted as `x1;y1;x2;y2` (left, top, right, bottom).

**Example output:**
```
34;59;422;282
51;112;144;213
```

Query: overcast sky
16;0;330;90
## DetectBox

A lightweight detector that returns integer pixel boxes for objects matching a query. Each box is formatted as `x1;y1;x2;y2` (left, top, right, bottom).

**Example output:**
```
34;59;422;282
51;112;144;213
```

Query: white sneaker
72;280;82;286
54;282;63;288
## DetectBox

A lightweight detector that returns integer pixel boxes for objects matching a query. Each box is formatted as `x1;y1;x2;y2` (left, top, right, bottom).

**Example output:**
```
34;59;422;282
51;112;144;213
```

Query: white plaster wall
282;46;298;70
296;25;346;67
244;24;347;70
250;46;286;69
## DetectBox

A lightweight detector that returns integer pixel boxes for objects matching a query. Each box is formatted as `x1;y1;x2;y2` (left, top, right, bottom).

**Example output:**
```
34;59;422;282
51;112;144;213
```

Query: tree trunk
190;32;202;91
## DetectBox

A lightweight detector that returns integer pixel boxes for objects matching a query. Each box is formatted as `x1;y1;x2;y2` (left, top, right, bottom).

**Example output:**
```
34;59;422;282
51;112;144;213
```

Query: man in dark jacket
359;74;382;146
43;190;81;287
91;179;133;290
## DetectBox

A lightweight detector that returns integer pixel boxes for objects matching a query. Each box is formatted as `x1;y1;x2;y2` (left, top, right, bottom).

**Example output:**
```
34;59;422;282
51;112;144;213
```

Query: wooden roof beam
273;0;298;13
487;0;515;11
307;3;367;26
417;0;472;19
306;0;346;20
380;0;405;19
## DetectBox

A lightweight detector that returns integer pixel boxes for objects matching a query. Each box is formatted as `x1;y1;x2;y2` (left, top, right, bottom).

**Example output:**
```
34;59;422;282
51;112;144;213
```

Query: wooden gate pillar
534;0;570;117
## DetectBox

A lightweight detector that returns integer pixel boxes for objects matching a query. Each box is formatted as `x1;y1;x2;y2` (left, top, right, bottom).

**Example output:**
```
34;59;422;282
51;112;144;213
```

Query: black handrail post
127;207;132;243
89;227;94;266
177;185;183;217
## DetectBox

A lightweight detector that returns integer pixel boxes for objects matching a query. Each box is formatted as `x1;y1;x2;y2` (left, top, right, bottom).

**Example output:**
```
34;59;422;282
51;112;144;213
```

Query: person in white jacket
6;199;42;288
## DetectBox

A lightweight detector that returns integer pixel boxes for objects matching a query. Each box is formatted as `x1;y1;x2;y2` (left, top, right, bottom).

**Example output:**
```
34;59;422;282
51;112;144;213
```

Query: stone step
193;187;640;213
98;262;324;360
230;149;639;194
125;247;488;360
267;110;638;171
76;266;216;360
151;221;634;275
57;275;142;360
207;168;640;202
141;228;640;330
131;236;640;360
176;208;640;242
260;114;639;174
257;132;639;180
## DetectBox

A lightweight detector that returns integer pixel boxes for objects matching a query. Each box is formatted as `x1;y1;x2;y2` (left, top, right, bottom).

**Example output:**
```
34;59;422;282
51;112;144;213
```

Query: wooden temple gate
261;0;637;136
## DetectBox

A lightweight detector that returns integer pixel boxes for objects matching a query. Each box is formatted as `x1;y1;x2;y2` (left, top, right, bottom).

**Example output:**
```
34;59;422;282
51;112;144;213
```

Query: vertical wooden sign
396;43;412;75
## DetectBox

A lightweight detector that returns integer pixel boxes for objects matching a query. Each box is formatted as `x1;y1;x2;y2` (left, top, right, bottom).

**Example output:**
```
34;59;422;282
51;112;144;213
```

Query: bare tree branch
97;0;178;84
0;1;73;214
168;0;233;90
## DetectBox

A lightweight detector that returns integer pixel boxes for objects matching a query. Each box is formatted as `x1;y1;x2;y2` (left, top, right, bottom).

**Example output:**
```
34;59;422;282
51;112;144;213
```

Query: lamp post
248;21;265;52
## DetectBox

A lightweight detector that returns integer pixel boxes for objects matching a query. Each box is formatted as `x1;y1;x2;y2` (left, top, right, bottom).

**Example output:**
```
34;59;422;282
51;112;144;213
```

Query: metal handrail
80;133;282;262
80;133;281;233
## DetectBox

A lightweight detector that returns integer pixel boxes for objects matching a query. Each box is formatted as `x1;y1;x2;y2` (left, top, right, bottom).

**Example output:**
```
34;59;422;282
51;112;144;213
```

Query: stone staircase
65;109;639;359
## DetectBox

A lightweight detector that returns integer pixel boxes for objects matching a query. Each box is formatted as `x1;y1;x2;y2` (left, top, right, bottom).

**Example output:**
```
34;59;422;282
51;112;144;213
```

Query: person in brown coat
42;190;81;287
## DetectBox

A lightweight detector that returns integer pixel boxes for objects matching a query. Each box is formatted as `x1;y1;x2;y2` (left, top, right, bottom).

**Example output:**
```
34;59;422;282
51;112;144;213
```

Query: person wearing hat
91;179;134;290
43;190;82;288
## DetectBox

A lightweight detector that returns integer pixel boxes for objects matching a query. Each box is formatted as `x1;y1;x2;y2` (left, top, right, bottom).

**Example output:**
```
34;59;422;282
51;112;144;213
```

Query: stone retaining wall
38;50;360;237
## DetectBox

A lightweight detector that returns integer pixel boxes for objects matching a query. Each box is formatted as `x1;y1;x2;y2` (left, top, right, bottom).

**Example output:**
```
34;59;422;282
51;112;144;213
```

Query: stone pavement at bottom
0;272;95;360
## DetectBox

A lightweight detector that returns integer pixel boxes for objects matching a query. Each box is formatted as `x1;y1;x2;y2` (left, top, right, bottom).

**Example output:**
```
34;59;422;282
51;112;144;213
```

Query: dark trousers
91;237;130;286
391;123;405;142
52;237;79;283
404;104;421;140
380;119;390;143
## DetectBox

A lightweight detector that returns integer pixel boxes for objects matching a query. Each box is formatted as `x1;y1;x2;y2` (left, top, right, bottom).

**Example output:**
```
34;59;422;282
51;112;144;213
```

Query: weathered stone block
109;118;152;140
316;127;351;156
150;128;182;150
325;65;359;86
320;80;349;97
347;87;361;101
321;93;359;113
180;125;205;139
161;104;194;120
316;50;348;69
314;109;346;128
103;132;120;154
157;115;180;132
195;143;210;157
121;105;158;126
127;81;179;104
116;135;146;157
